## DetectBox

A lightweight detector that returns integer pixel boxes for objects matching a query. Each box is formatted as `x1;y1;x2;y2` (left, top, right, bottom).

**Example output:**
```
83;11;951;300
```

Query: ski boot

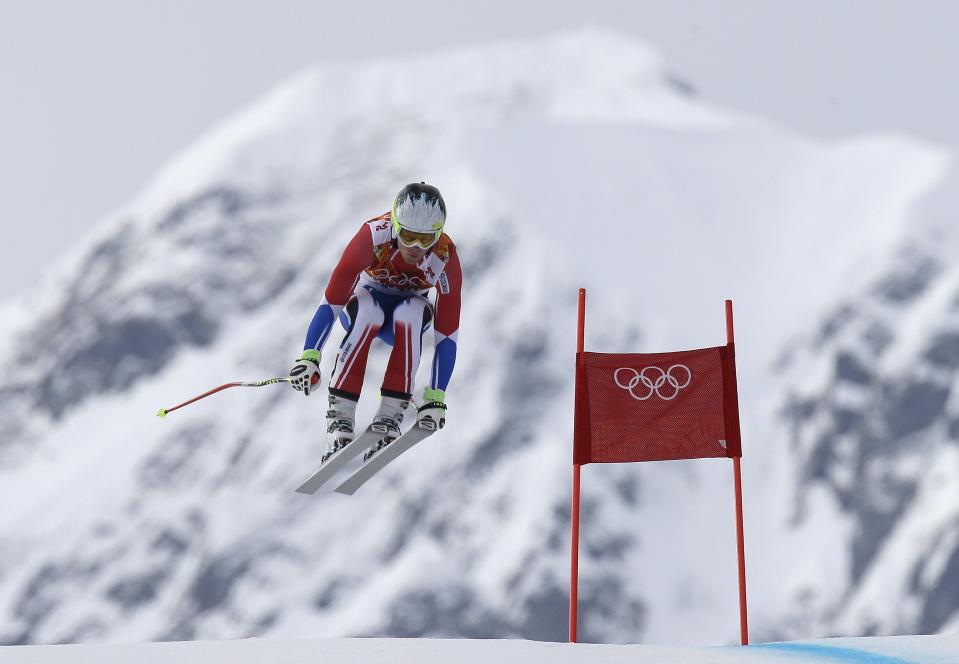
321;391;358;463
363;393;410;462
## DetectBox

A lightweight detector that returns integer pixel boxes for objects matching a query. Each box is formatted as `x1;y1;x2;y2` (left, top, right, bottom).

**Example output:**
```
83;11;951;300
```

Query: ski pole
157;377;293;418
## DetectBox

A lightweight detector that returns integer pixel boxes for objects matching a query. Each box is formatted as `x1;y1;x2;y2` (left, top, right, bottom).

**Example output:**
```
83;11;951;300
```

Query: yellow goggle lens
397;227;438;248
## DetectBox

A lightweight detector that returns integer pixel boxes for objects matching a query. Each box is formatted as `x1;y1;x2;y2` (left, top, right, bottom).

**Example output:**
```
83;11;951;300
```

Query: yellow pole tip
157;408;167;418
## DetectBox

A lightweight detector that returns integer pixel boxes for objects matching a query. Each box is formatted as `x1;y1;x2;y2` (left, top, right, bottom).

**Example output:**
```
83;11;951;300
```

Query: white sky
2;0;957;300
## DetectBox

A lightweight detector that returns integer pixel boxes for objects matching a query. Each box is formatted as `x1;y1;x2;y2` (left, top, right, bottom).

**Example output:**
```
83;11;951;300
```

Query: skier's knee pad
394;297;433;332
343;289;385;335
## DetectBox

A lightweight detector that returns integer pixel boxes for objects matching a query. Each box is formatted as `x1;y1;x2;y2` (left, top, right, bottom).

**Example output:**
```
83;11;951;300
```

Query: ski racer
289;183;461;462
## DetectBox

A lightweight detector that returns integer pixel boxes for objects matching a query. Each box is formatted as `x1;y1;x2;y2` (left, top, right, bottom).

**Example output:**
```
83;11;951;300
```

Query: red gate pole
726;299;749;645
569;288;586;643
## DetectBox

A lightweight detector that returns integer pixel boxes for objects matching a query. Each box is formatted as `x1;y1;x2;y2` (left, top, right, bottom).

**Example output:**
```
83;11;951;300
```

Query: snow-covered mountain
0;28;955;645
754;167;959;639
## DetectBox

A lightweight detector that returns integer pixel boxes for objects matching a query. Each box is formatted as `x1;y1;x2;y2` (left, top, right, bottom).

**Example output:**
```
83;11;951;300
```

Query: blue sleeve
304;298;344;353
431;332;457;391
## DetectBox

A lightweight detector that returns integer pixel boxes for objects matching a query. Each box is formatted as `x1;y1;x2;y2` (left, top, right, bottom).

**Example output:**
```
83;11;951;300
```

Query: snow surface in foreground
1;635;957;664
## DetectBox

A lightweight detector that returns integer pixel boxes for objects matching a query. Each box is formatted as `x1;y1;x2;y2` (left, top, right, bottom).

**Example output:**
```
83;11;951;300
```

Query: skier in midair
289;183;461;462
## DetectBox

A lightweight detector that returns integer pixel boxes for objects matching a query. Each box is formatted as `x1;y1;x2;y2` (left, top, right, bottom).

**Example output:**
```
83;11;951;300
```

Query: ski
333;419;437;495
294;428;381;495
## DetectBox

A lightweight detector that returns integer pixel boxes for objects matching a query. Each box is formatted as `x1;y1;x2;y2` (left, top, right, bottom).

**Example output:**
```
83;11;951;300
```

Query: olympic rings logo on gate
613;365;693;401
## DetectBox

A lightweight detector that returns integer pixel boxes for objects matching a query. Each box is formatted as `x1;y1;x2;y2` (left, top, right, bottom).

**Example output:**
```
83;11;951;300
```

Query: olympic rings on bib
613;365;693;401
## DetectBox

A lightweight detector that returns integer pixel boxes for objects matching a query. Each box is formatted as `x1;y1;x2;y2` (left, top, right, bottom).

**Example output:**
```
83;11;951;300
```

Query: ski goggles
394;220;442;249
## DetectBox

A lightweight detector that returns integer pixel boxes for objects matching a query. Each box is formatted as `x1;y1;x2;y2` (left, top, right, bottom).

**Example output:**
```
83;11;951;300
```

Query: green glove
418;388;446;430
422;387;445;406
299;349;321;364
290;350;322;395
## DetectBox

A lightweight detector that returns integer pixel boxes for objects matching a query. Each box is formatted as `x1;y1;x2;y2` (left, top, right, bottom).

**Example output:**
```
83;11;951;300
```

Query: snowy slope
0;28;955;646
2;635;959;664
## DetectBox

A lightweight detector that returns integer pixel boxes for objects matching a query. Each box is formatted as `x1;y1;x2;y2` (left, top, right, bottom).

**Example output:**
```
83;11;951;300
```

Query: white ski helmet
391;182;446;248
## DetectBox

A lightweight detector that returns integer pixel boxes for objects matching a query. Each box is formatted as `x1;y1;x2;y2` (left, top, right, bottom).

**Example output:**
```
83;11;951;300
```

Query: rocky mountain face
769;236;959;638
